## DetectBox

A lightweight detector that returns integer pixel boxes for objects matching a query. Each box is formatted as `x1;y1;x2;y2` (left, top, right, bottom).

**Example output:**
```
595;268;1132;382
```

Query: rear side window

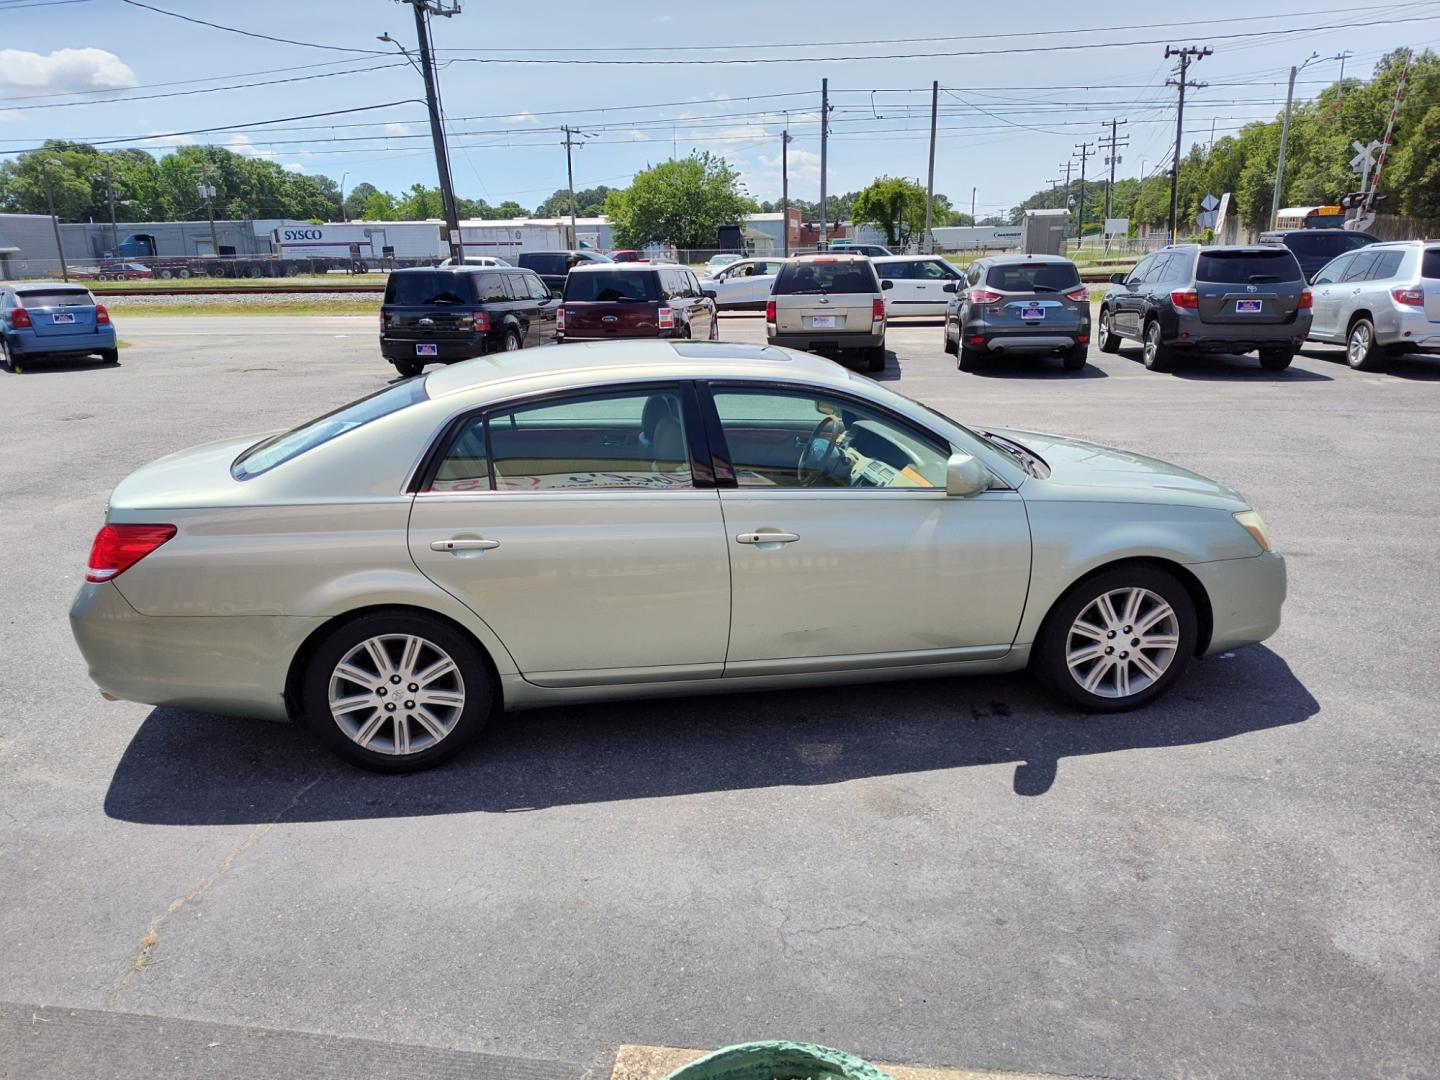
523;273;551;300
474;273;511;303
773;261;879;295
985;262;1081;291
17;289;93;307
233;379;429;480
1196;250;1302;284
564;270;661;303
1368;251;1405;280
1422;250;1440;280
876;262;913;280
1341;251;1378;283
385;272;474;306
519;253;561;275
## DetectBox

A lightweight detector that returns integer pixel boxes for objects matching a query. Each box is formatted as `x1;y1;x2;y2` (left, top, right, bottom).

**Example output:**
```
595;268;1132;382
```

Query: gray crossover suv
1306;240;1440;369
943;255;1091;372
1098;245;1312;371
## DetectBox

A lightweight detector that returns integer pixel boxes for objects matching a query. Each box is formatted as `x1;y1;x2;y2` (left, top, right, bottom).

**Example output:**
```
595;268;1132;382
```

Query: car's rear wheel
157;268;174;280
1062;344;1088;371
393;359;423;378
1141;319;1172;371
1035;565;1197;712
958;346;982;372
0;337;15;373
100;349;119;364
866;344;886;372
1097;308;1122;353
1346;317;1379;370
301;612;493;773
502;328;522;352
942;320;959;355
1258;348;1294;371
177;268;192;279
709;314;719;340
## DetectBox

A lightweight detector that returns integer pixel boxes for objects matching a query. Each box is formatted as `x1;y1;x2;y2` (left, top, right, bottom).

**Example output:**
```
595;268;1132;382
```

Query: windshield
563;270;660;303
385;272;474;306
18;289;94;307
1197;250;1302;284
985;263;1080;292
232;379;430;480
773;261;878;295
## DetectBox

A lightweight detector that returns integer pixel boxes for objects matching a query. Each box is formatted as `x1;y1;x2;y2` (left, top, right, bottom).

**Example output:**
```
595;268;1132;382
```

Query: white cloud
0;48;136;94
506;110;540;125
283;162;304;173
746;147;821;194
227;133;278;161
144;130;195;152
383;122;414;137
630;130;649;142
654;13;673;21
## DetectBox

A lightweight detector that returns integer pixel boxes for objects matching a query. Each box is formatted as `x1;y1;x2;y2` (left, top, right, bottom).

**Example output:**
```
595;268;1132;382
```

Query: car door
704;383;1032;672
408;384;730;686
523;271;558;343
1360;248;1406;339
911;258;962;315
875;260;915;312
1308;253;1355;340
732;260;768;306
685;269;714;338
1113;255;1156;336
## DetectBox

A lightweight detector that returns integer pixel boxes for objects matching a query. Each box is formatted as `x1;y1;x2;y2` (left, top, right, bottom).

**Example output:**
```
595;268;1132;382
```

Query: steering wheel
797;414;845;486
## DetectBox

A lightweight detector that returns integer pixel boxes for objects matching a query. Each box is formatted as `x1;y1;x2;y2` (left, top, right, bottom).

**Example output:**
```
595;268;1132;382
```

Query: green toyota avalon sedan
70;340;1285;772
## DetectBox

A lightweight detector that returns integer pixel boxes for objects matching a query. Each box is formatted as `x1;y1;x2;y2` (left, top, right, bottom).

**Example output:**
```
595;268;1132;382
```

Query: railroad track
94;283;385;296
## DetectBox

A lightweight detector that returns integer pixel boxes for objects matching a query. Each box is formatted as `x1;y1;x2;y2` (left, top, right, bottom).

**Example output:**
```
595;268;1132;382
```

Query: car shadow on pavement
104;645;1316;825
3;357;121;376
1301;345;1440;381
1120;347;1333;381
967;357;1108;379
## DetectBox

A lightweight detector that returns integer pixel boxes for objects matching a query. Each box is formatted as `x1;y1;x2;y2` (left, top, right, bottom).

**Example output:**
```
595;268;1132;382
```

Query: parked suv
828;243;894;258
942;255;1089;371
1306;239;1440;369
0;282;117;371
767;253;890;372
517;250;611;294
558;264;718;343
379;266;558;377
1098;244;1312;371
1259;229;1377;282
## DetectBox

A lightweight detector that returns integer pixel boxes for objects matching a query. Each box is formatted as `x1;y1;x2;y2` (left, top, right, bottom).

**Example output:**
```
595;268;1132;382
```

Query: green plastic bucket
662;1041;896;1080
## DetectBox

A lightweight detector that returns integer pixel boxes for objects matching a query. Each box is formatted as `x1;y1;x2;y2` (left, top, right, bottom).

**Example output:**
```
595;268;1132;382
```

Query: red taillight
1392;286;1424;307
1171;289;1199;310
765;299;776;322
556;307;566;332
379;312;387;331
1076;334;1089;344
11;307;32;328
475;310;490;332
872;298;885;321
657;306;674;330
1064;286;1090;303
1298;289;1314;309
95;304;111;325
968;288;1003;306
86;524;176;583
967;335;985;346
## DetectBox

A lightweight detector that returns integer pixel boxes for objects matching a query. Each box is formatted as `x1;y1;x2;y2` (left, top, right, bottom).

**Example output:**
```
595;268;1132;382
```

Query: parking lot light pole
41;159;68;282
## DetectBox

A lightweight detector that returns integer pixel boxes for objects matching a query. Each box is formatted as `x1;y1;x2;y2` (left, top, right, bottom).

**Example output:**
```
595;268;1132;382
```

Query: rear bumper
5;326;116;356
559;328;680;342
1381;309;1440;350
380;334;489;362
69;580;324;722
1188;551;1287;655
973;334;1084;354
768;329;884;351
1166;311;1311;351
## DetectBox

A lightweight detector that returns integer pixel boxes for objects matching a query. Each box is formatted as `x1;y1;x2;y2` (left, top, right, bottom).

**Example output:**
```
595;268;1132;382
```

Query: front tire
1097;308;1121;353
1142;319;1172;371
301;612;493;773
1346;317;1379;370
1035;565;1197;712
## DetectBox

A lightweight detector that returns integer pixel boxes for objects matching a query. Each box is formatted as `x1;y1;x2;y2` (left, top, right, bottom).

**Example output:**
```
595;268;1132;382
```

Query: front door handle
431;538;500;552
736;531;800;545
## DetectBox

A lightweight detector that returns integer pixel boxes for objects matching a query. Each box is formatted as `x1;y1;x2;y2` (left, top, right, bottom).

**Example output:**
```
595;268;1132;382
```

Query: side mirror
881;280;894;290
1109;272;1127;285
702;287;718;300
945;452;990;498
942;282;957;293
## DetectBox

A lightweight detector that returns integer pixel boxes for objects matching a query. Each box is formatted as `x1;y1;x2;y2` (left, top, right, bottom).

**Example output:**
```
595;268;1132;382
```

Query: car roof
424;340;843;401
791;253;872;263
13;281;91;292
870;254;944;263
982;254;1077;265
568;261;673;273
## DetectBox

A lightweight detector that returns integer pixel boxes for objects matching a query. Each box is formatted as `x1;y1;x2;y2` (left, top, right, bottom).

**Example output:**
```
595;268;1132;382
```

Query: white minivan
872;255;965;317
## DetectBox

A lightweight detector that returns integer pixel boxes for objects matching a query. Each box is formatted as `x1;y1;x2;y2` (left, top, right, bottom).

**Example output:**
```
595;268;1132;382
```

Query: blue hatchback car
0;282;118;371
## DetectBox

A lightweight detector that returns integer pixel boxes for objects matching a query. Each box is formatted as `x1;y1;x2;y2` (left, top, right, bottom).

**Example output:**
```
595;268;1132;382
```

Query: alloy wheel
1143;324;1158;366
504;332;520;351
1348;323;1372;366
1065;587;1180;699
1100;311;1110;340
327;634;466;755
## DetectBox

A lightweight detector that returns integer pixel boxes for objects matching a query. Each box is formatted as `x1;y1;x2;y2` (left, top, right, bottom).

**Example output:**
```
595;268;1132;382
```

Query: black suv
1097;244;1312;371
380;266;558;377
517;250;612;295
1258;229;1378;282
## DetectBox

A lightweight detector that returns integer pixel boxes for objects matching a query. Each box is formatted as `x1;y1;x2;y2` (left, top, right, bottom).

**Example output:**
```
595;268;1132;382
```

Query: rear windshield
17;289;93;307
773;261;879;295
1281;233;1372;259
232;379;430;480
1196;250;1303;284
1422;249;1440;280
563;270;660;303
985;263;1081;291
385;272;474;306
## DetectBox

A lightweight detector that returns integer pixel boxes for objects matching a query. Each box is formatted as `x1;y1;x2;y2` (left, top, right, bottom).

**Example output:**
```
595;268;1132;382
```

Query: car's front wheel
301;612;493;773
1035;565;1197;711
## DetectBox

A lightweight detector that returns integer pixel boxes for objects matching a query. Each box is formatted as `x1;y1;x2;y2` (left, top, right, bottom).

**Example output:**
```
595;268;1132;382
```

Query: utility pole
1099;119;1129;221
970;186;976;223
561;126;582;239
401;0;462;261
1165;45;1212;243
923;80;938;254
197;166;220;258
41;158;68;282
781;129;792;257
1272;53;1321;226
819;78;830;250
1073;142;1094;252
1337;49;1354;83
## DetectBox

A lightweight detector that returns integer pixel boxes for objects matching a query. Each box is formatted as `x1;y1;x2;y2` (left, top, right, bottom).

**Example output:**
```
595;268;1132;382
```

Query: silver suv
1307;240;1440;369
766;253;890;372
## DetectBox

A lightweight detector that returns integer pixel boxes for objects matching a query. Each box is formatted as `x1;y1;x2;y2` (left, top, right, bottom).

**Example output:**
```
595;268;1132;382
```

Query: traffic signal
1339;192;1390;209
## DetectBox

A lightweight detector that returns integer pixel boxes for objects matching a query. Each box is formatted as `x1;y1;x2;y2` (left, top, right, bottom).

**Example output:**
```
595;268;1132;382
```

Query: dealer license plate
52;313;75;324
809;315;839;329
1235;299;1263;313
1019;304;1045;321
416;343;438;356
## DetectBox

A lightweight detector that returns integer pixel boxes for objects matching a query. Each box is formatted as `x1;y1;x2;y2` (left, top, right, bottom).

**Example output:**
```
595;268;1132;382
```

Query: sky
1;0;1436;218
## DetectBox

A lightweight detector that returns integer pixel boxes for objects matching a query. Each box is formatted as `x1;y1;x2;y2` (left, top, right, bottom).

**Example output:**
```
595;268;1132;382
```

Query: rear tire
866;345;886;373
942;321;959;355
301;611;493;773
1141;319;1172;371
0;337;15;373
177;268;192;280
1034;564;1198;713
1258;348;1294;371
392;359;424;378
502;328;522;352
1062;344;1088;371
100;349;119;365
1346;317;1379;370
157;268;174;280
958;346;982;372
1097;308;1121;353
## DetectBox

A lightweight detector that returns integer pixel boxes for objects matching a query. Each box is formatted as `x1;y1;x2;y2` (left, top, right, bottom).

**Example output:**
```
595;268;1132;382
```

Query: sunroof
670;342;792;361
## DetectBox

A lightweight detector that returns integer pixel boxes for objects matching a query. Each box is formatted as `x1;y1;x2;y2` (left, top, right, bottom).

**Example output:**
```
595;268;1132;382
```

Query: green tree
851;177;929;246
604;152;757;248
534;186;613;217
360;189;398;219
395;183;444;220
343;182;379;220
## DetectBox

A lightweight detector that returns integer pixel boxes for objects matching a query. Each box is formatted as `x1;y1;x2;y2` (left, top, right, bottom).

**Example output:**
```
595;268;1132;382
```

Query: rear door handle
736;531;800;545
431;538;500;552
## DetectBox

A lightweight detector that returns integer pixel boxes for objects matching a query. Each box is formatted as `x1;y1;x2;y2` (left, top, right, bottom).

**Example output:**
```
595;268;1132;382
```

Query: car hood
107;431;279;513
987;427;1249;511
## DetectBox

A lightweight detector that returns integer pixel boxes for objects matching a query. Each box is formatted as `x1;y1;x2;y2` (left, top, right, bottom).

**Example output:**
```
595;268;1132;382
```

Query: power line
117;0;387;54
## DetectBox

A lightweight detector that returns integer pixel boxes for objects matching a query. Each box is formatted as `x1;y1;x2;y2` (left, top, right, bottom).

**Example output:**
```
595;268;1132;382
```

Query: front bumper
380;334;488;363
6;326;116;356
69;581;325;721
1188;551;1287;655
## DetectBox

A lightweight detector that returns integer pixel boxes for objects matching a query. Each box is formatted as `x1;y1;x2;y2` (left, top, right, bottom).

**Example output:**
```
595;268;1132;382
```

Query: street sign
1104;217;1129;236
1201;193;1220;212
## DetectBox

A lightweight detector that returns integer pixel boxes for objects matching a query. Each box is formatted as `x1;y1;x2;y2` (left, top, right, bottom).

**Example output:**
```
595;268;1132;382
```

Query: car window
916;260;959;280
1367;251;1405;280
432;389;694;493
876;261;912;280
385;272;473;306
16;288;94;307
564;270;661;303
474;272;510;304
233;379;429;480
1341;251;1378;283
1282;232;1373;259
773;260;879;295
1125;256;1154;285
524;273;551;300
759;261;785;276
1312;253;1354;285
1196;250;1303;284
1421;249;1440;279
711;387;949;490
985;262;1081;291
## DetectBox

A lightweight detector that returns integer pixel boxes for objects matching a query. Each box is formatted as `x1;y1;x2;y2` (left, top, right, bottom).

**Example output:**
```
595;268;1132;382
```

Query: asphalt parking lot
2;313;1438;1080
